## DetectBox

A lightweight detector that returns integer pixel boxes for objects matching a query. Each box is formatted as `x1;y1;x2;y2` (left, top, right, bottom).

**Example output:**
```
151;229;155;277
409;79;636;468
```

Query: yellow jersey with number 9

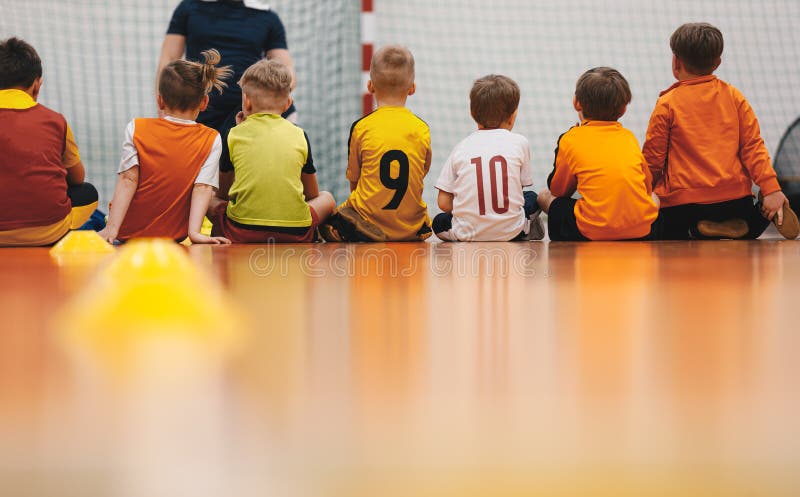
343;106;431;241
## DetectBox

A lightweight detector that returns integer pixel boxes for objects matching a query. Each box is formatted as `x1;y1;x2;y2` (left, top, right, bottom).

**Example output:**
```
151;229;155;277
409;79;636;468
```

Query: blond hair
158;49;232;111
239;58;292;110
369;45;415;96
470;74;520;129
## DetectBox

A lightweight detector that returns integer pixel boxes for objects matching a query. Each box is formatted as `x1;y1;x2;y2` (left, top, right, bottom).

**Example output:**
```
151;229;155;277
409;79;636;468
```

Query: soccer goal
3;1;800;209
1;0;361;206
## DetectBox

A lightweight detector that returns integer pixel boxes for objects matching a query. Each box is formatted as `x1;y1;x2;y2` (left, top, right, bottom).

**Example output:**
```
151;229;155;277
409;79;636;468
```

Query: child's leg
536;188;556;214
523;190;539;216
67;183;99;229
658;204;697;240
546;197;587;241
308;191;336;224
522;191;545;241
432;212;456;241
695;197;769;239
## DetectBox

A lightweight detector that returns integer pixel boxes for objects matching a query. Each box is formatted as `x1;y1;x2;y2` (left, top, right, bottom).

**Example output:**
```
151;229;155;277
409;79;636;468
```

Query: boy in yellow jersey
537;67;660;241
321;45;432;242
209;59;335;243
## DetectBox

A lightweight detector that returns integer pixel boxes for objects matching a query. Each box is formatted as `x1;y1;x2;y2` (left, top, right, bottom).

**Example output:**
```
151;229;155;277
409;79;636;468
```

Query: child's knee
537;188;555;213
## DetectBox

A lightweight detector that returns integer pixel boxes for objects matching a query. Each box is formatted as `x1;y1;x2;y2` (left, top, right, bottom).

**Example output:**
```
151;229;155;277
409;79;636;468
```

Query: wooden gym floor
1;231;799;496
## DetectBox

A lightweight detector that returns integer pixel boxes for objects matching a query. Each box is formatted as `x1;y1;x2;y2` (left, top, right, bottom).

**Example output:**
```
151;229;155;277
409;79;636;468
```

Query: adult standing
157;0;297;193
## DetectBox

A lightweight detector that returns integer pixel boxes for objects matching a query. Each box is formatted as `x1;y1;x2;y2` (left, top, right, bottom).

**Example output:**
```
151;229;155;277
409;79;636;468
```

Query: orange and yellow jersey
642;75;780;208
343;106;431;241
548;121;659;241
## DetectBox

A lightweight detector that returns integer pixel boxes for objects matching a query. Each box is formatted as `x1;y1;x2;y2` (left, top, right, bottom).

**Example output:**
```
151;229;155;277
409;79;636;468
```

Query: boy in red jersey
0;38;98;246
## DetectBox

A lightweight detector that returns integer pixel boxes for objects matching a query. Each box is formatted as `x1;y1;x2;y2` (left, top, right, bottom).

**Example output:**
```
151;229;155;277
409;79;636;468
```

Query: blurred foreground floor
1;238;799;496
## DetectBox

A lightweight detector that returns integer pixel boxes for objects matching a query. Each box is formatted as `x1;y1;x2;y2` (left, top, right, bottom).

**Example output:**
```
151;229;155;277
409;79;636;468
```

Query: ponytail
158;48;232;111
199;49;232;94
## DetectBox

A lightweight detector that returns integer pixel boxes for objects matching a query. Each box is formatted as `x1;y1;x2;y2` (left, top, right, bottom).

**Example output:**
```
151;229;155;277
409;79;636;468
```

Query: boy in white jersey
433;74;543;241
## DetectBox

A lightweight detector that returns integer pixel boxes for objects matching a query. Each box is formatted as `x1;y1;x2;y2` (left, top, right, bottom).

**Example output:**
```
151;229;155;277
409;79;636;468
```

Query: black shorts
548;197;660;241
659;196;770;240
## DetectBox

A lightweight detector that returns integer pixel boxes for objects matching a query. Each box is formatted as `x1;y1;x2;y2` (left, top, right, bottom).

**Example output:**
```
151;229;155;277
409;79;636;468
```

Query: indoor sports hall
1;1;799;496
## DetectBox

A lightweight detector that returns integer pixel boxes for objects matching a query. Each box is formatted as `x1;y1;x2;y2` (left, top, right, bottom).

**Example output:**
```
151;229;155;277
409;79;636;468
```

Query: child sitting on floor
208;59;335;243
0;37;99;246
99;49;231;244
433;74;543;242
537;67;660;241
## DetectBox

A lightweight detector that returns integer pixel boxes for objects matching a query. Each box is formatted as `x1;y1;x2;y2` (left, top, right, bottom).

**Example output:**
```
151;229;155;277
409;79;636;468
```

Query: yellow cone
50;230;115;257
59;237;245;345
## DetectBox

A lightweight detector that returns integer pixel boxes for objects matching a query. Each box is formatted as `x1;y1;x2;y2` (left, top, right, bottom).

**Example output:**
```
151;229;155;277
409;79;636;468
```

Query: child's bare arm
65;162;86;186
437;190;454;213
301;173;320;201
188;184;231;244
98;166;139;243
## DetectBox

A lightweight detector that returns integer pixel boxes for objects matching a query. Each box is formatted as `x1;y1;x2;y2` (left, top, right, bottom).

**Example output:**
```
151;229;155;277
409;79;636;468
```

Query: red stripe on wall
362;44;373;72
362;93;374;116
362;0;373;13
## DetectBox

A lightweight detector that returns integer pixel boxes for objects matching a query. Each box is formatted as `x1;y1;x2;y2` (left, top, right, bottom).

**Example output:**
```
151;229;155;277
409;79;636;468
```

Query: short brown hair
670;23;724;75
0;37;42;90
470;75;520;129
158;49;232;111
239;59;292;109
370;45;415;95
574;67;632;121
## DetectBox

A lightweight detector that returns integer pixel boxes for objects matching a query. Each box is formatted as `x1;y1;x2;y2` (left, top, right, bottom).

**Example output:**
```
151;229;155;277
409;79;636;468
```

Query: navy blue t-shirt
167;0;292;121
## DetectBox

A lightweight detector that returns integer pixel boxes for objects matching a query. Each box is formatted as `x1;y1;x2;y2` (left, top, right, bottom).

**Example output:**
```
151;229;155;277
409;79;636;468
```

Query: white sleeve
519;136;533;187
435;148;458;193
194;133;221;188
117;120;139;173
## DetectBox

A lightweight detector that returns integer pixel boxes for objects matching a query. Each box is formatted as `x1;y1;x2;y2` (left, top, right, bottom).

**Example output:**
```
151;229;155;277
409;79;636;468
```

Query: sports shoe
337;206;388;242
773;201;800;239
758;191;800;239
696;218;748;239
526;209;545;240
318;222;343;242
416;223;433;241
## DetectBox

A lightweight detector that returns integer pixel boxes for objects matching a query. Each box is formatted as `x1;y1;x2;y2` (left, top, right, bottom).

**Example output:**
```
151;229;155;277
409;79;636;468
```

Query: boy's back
643;75;778;208
226;113;314;227
117;117;219;241
345;106;431;241
437;129;531;241
0;95;72;231
550;121;658;240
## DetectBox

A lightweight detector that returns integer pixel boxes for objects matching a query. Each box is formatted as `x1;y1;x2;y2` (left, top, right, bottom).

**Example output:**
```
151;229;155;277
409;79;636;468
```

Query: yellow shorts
0;201;98;247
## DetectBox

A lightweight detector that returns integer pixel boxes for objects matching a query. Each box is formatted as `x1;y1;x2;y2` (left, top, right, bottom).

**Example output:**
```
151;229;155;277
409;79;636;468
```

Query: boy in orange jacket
642;22;799;240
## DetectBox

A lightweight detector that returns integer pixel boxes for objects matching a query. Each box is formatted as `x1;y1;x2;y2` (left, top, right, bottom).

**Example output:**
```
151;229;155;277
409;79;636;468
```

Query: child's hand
761;191;788;225
235;111;246;125
97;227;117;244
189;232;232;245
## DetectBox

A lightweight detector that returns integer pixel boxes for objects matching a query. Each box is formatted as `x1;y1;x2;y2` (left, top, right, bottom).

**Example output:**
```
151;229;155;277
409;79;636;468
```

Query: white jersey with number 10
435;129;533;241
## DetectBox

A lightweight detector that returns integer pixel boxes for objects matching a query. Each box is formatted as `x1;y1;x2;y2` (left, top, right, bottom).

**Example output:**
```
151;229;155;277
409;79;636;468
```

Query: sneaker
318;222;343;242
527;209;545;241
758;192;800;239
696;218;748;239
774;201;800;239
416;223;433;241
337;206;388;242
